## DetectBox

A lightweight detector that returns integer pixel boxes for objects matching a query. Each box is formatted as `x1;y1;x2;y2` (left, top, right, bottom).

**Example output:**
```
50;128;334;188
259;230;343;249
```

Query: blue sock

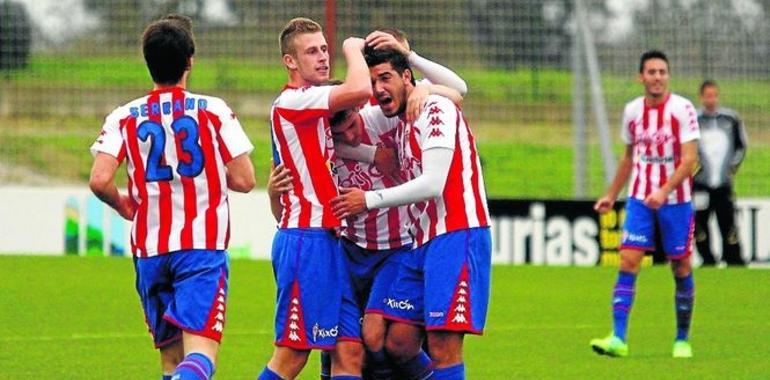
431;363;464;380
367;349;393;379
331;376;361;380
162;376;172;380
257;366;282;380
675;273;695;341
612;271;637;342
397;350;433;380
173;353;214;380
320;350;332;380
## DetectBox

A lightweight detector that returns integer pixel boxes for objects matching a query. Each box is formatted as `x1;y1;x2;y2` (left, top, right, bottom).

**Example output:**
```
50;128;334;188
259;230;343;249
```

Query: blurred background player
331;47;491;380
693;80;747;266
257;17;371;380
89;14;255;380
591;50;699;359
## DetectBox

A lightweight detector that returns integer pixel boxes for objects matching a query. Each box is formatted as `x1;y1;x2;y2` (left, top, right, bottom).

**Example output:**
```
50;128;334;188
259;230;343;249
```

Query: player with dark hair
256;17;372;380
590;50;700;358
89;14;255;380
331;46;491;380
693;79;747;266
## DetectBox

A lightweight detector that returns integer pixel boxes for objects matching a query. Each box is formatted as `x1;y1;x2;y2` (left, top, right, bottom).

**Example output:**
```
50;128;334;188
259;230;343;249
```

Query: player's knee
385;332;420;361
619;253;642;273
427;332;463;365
268;347;310;376
361;317;386;351
670;257;692;277
331;341;364;374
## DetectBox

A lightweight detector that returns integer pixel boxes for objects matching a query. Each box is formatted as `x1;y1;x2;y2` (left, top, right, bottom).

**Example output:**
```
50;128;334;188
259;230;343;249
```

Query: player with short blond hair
256;17;372;380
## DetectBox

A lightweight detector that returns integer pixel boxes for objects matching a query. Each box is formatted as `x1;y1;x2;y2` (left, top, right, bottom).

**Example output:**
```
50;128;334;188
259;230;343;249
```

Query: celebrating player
256;18;372;380
331;47;491;380
89;14;255;380
320;29;469;380
590;50;700;358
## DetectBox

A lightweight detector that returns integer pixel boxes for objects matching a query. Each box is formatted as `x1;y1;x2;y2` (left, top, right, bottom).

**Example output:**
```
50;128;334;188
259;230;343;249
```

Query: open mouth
378;96;393;107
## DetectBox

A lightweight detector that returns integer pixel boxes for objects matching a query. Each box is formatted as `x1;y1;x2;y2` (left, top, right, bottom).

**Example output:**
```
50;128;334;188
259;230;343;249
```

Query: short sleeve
417;96;457;151
676;99;700;143
90;107;126;161
210;99;254;162
279;85;333;112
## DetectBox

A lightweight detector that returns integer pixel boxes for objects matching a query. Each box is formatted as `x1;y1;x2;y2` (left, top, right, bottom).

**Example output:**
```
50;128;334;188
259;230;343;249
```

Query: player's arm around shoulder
415;95;459;149
329;37;372;114
406;83;463;123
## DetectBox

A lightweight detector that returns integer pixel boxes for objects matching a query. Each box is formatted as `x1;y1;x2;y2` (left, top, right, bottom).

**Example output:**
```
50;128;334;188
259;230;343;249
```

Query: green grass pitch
1;255;768;379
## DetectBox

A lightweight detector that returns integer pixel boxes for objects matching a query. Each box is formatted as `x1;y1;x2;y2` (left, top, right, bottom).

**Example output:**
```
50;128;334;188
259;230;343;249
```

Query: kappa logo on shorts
446;265;472;329
384;297;415;310
211;287;226;332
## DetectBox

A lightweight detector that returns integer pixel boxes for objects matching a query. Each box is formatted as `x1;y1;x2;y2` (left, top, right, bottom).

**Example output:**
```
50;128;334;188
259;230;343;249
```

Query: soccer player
590;50;700;358
331;47;491;380
693;80;747;266
89;15;255;380
257;18;372;380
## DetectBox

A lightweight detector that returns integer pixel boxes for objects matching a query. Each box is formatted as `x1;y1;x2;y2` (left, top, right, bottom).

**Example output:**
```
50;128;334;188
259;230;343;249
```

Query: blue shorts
271;228;360;350
339;238;410;315
621;198;695;259
133;249;229;348
381;227;491;334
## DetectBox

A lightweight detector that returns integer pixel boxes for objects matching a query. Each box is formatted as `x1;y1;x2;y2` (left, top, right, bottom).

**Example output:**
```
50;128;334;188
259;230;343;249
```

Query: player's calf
259;346;311;379
160;340;184;377
362;313;393;379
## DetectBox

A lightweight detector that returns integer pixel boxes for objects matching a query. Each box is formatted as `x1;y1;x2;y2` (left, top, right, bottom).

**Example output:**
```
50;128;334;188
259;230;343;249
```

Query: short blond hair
280;17;323;56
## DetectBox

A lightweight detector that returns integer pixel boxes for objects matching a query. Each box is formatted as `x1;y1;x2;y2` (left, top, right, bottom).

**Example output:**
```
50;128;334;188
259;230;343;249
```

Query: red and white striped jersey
337;106;411;250
90;87;254;257
271;85;340;229
396;95;490;247
621;93;700;204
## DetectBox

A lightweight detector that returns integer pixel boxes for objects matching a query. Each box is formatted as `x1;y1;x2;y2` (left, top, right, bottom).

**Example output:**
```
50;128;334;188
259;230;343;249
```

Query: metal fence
1;0;768;198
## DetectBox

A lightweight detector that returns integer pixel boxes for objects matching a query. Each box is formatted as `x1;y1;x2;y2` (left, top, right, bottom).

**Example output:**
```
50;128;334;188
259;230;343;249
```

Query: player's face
700;86;719;111
331;109;363;146
370;63;409;118
288;32;330;85
638;58;669;98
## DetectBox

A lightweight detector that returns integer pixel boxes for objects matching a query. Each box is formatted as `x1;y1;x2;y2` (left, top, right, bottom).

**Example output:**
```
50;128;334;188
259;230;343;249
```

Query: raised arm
365;30;468;95
329;37;373;113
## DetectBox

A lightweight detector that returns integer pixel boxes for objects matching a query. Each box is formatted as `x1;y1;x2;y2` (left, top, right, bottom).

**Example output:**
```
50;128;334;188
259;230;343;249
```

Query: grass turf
0;255;768;379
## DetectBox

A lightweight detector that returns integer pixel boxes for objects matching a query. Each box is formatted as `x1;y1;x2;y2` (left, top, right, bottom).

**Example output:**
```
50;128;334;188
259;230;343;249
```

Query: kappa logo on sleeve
428;128;444;138
428;116;444;126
